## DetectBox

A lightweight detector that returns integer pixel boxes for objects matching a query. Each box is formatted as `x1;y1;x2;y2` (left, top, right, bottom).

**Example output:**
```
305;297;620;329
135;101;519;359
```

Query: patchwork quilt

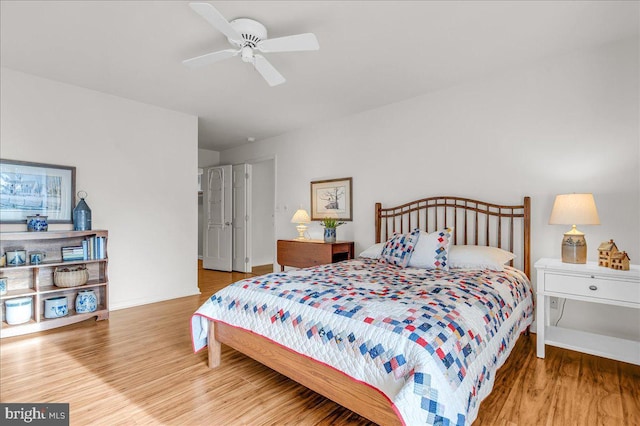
191;258;533;426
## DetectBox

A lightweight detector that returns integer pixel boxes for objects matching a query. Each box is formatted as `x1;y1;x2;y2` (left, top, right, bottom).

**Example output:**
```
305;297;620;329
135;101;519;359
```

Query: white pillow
408;228;454;270
359;243;384;259
448;245;515;271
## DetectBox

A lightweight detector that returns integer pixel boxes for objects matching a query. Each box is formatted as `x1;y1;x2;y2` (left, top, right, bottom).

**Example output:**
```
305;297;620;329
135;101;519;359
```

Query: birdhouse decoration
598;239;631;271
598;239;618;267
610;251;630;271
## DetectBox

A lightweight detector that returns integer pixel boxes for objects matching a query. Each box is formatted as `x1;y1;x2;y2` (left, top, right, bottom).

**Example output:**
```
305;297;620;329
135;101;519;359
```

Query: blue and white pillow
379;228;421;268
408;227;454;270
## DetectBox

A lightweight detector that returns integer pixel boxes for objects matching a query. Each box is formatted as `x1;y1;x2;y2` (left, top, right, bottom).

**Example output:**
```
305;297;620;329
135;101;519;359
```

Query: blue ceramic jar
5;297;32;325
44;296;68;318
27;214;48;232
75;290;97;313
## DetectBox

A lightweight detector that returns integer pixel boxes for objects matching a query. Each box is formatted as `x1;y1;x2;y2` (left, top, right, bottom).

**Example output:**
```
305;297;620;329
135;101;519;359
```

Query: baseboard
110;289;201;311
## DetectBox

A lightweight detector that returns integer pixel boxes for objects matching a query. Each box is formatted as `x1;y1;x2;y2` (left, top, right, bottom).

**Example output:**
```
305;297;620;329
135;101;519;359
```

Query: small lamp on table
549;193;600;264
291;209;311;240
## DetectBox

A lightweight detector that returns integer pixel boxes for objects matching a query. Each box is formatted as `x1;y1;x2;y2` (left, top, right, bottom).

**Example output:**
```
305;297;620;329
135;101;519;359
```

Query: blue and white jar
0;277;7;296
323;227;337;243
5;297;32;325
44;296;68;319
27;214;48;232
75;290;97;314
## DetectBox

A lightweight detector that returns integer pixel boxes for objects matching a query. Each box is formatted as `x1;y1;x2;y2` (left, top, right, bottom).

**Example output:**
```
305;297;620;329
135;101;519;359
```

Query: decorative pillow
379;229;421;268
359;242;385;259
448;245;516;271
408;227;454;270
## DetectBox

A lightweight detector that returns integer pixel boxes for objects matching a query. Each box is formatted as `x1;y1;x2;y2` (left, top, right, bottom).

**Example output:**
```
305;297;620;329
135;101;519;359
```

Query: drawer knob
589;285;598;291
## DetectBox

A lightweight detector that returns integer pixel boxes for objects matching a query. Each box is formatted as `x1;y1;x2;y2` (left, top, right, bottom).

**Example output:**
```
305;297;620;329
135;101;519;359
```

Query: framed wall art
0;159;76;223
310;177;352;221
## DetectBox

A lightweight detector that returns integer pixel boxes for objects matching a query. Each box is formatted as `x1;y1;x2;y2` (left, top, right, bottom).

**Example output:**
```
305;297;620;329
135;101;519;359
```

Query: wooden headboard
375;196;531;278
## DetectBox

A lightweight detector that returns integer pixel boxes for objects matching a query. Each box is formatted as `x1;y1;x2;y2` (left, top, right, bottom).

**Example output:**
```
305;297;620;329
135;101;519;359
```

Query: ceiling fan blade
253;55;286;87
189;2;242;42
258;33;319;53
183;49;238;68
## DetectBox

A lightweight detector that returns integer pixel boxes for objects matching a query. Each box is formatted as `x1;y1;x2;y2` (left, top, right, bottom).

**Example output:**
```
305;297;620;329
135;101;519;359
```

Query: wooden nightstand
277;240;355;271
535;258;640;365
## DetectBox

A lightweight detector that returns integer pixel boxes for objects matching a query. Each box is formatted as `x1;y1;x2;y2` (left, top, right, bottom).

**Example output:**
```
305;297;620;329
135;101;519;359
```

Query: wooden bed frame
206;196;531;425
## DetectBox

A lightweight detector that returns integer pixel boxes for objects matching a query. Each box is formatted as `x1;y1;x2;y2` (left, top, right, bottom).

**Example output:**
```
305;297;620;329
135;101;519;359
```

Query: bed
192;196;532;425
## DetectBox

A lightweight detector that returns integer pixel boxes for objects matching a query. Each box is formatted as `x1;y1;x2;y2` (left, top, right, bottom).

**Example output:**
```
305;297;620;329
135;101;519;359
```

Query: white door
232;164;252;272
203;165;232;271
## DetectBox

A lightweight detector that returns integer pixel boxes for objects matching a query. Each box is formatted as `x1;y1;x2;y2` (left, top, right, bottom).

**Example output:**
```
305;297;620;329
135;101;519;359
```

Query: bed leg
207;321;221;369
524;325;530;336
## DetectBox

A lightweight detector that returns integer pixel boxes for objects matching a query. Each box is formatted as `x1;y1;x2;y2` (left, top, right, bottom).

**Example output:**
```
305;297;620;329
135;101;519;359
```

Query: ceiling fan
183;2;319;86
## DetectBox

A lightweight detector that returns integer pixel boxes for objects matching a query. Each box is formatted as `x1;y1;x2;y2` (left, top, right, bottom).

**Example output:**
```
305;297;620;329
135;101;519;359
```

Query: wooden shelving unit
0;230;109;338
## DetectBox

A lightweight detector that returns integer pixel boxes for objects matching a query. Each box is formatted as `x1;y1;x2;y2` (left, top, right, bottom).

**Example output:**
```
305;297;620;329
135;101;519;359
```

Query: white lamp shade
549;193;600;225
290;209;311;224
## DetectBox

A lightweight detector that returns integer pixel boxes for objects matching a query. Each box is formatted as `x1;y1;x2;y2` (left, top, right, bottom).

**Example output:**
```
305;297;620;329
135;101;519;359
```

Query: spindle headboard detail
375;196;531;278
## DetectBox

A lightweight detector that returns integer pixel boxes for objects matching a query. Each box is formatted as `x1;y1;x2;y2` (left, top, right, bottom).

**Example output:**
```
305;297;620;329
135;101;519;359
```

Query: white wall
1;68;200;309
221;37;639;340
250;158;275;266
198;149;220;169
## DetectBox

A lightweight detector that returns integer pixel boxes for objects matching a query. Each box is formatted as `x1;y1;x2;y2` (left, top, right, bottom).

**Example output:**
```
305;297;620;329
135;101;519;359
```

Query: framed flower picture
310;177;352;221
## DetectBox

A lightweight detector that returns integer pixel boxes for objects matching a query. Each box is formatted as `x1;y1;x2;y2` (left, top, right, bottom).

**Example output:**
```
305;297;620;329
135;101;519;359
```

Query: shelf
0;288;37;300
545;326;640;365
0;230;109;338
0;258;107;272
39;305;107;322
0;230;108;241
1;309;109;338
1;318;37;331
39;281;107;294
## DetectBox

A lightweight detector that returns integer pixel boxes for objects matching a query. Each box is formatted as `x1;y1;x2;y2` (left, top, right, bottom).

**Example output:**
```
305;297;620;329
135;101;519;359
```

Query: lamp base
295;224;308;240
561;233;587;264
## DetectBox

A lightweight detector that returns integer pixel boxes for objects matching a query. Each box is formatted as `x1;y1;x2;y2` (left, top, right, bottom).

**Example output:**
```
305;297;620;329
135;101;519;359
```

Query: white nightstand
535;258;640;365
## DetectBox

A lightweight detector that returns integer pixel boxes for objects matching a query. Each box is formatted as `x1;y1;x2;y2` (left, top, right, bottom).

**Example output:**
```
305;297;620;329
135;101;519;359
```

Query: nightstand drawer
277;240;355;271
545;273;640;304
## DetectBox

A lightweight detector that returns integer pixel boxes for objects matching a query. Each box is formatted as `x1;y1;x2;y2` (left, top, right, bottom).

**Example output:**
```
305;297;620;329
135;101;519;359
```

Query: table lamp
290;208;311;240
549;193;600;264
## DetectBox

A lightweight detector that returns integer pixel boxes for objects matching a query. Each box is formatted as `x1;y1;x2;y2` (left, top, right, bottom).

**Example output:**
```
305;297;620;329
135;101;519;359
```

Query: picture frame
0;159;76;224
310;177;352;221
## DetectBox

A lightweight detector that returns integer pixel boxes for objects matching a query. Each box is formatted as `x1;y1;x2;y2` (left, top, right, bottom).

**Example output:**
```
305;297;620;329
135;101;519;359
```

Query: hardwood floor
1;262;638;425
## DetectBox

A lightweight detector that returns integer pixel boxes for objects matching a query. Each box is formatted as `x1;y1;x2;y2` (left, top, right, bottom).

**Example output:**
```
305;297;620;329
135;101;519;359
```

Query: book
62;245;84;261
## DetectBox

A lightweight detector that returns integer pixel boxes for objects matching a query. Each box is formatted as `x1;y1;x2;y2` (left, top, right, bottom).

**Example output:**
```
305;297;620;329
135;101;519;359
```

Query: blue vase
75;290;97;313
27;214;48;232
324;228;336;243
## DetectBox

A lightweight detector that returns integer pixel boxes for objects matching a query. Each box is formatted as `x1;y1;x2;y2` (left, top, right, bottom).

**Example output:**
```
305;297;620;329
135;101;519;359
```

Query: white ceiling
1;1;638;151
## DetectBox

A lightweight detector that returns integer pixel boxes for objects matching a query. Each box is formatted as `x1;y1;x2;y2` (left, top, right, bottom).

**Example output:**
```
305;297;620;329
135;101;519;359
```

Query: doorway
200;158;275;273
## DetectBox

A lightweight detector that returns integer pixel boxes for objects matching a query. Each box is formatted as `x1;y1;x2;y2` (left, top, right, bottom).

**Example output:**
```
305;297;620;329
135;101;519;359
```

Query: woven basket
54;266;89;288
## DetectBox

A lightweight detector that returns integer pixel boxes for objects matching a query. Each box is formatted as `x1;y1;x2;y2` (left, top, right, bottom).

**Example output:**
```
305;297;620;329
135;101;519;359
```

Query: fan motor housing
228;18;267;48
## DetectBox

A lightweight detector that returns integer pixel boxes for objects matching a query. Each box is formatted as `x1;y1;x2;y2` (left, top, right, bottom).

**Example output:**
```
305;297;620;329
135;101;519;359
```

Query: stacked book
62;246;84;261
81;236;107;260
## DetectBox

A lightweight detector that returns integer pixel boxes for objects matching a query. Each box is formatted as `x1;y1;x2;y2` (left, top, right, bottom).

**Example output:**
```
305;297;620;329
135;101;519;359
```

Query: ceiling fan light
241;46;254;63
